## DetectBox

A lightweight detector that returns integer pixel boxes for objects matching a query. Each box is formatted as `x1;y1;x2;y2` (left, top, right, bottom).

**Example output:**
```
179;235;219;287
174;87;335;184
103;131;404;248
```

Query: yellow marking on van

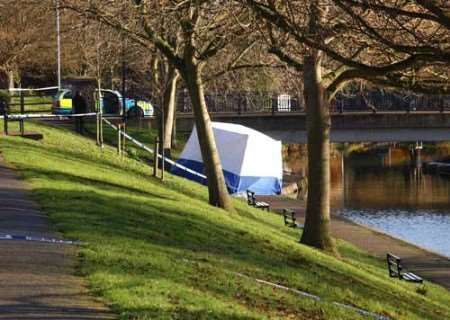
60;99;72;109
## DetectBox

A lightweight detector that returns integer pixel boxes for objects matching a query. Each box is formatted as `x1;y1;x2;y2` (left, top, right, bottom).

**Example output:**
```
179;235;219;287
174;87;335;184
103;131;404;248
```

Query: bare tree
246;0;440;253
0;0;54;88
62;1;262;212
146;47;180;153
330;0;450;92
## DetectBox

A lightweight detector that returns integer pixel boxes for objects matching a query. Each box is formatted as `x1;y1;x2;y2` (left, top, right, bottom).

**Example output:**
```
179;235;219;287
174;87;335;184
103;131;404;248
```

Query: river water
285;145;450;258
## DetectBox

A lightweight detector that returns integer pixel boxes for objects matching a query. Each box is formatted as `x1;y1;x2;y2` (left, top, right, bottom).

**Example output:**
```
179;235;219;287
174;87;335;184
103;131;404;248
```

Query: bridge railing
177;91;304;114
177;91;450;114
332;91;450;113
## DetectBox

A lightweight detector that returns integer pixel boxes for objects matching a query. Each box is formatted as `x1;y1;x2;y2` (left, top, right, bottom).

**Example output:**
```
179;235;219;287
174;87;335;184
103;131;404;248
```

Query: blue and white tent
171;122;282;195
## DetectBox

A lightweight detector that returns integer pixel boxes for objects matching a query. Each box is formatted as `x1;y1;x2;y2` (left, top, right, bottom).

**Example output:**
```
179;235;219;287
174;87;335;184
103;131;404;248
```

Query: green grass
1;120;450;319
85;120;185;162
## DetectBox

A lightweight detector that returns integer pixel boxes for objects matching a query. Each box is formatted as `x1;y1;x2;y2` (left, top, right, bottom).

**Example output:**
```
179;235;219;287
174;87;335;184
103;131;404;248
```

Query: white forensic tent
171;122;282;195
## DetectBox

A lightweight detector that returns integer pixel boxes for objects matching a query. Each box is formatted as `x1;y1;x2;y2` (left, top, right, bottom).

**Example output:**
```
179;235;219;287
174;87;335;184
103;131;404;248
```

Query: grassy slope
1;121;450;320
85;120;185;161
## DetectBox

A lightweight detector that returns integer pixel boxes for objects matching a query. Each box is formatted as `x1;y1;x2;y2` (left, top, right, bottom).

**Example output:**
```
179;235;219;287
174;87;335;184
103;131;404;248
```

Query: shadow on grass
31;184;437;319
2;122;446;319
22;167;174;201
1;132;211;204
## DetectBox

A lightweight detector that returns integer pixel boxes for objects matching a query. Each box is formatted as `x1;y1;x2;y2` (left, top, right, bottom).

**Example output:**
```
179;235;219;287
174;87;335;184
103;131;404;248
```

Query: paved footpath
262;196;450;290
0;157;115;320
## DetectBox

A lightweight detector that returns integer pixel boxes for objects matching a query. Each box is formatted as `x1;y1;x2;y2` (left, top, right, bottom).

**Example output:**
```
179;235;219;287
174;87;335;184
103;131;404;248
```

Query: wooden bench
246;190;270;211
386;253;423;283
282;208;303;228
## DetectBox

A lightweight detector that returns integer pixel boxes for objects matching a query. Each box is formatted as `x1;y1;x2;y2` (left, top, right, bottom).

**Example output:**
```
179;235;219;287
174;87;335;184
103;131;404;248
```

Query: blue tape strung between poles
102;118;207;180
0;234;83;245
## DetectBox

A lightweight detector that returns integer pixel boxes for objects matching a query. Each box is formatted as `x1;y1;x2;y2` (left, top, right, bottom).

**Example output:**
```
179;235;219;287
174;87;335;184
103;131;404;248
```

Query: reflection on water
343;160;450;210
284;145;450;258
340;208;450;258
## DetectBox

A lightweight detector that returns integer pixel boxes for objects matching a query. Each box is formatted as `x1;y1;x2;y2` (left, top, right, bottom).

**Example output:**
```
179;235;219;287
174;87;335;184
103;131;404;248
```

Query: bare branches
246;0;450;97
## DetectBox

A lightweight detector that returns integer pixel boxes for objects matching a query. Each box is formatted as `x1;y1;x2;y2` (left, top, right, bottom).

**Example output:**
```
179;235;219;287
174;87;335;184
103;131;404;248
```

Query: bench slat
402;273;413;280
403;273;423;282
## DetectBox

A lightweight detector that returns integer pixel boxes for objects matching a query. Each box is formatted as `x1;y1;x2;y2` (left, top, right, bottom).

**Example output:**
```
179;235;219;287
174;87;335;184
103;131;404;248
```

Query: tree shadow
1;131;212;205
1;122;445;319
0;292;115;320
20;168;174;201
30;186;437;319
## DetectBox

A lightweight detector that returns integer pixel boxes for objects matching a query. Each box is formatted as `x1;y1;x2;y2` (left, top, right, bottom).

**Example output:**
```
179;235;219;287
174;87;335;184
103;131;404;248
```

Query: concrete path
262;196;450;290
0;157;115;319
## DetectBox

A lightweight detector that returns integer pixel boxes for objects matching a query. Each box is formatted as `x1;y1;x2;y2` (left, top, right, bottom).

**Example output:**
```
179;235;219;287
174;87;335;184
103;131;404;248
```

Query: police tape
9;86;59;92
0;234;83;245
232;271;390;320
3;113;97;120
102;118;207;180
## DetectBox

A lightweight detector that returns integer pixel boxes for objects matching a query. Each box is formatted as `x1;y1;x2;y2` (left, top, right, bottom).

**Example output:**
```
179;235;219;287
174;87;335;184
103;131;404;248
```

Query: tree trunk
300;53;337;254
8;70;14;90
162;67;179;152
181;62;235;212
172;111;178;149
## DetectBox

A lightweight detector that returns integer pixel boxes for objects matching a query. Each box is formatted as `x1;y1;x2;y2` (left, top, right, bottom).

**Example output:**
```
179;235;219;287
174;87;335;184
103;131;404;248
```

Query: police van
52;89;154;117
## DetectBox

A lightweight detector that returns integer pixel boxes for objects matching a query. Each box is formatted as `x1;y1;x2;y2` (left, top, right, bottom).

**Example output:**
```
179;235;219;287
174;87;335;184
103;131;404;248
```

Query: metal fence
332;91;450;113
7;87;57;114
177;90;450;114
177;91;304;114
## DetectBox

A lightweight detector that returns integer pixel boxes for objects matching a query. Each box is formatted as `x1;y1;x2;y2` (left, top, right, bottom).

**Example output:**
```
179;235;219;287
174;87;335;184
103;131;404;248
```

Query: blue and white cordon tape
103;118;207;180
0;234;83;245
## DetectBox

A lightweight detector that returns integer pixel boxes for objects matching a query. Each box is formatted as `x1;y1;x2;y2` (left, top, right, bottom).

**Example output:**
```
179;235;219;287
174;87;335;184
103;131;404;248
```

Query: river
285;145;450;258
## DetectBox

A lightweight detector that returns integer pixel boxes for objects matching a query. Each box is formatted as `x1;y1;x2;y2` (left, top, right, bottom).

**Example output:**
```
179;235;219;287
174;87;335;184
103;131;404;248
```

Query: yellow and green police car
52;89;154;117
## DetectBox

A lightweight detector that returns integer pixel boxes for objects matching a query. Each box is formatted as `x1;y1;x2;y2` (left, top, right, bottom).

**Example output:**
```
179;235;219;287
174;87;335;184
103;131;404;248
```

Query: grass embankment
85;120;185;162
1;121;450;320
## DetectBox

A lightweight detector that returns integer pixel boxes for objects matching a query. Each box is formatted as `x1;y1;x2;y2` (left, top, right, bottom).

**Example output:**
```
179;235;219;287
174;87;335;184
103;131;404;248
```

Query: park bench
282;208;303;228
246;190;270;211
386;253;423;283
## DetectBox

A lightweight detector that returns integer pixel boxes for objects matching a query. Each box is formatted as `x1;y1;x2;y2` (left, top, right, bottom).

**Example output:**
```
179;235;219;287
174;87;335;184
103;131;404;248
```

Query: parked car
52;89;154;117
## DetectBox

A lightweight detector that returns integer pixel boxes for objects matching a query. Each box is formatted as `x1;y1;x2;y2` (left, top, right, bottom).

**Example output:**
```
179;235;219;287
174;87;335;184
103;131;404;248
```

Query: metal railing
176;91;450;114
177;91;304;114
7;87;58;114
